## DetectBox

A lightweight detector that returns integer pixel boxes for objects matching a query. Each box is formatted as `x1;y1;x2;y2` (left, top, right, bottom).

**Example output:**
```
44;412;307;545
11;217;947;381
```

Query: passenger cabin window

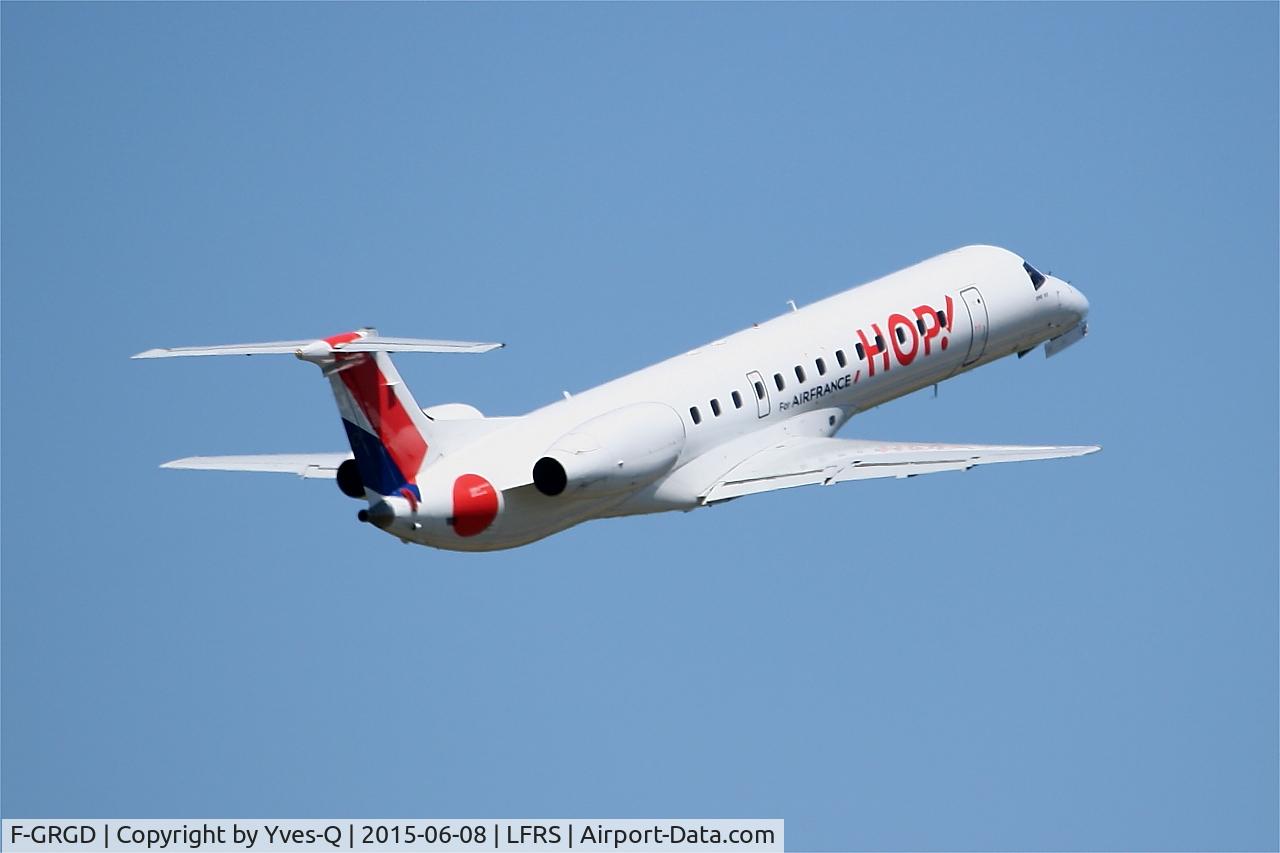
896;326;907;344
875;333;885;349
710;399;721;417
1023;261;1046;291
816;358;827;376
774;373;785;391
754;381;766;400
917;317;926;334
937;310;947;327
855;342;865;360
795;365;806;383
732;390;743;409
836;350;847;368
690;406;701;425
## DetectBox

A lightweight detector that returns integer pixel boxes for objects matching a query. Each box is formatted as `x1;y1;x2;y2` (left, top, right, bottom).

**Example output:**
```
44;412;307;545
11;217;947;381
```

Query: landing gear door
960;286;989;367
746;371;770;418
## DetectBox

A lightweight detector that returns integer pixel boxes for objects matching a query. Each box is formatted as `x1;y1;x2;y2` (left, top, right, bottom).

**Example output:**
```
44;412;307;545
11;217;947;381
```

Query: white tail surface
132;331;503;359
135;328;504;502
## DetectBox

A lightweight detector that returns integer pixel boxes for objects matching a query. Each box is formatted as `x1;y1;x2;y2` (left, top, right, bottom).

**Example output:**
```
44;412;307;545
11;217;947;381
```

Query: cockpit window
1023;261;1046;291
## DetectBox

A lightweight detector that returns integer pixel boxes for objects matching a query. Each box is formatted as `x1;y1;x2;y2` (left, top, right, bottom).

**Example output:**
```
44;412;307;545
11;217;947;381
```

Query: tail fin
325;343;436;503
133;328;504;503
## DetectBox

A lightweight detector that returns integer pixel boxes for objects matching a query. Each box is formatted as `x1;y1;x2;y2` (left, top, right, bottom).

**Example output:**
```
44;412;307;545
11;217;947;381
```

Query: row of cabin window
688;310;948;426
690;390;744;425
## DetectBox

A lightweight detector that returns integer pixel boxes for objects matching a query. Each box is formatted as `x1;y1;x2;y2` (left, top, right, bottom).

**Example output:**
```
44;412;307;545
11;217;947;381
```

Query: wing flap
160;453;350;478
703;437;1099;502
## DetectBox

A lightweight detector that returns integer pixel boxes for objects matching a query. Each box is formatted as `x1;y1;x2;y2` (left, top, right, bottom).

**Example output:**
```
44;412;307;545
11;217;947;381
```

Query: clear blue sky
3;3;1276;850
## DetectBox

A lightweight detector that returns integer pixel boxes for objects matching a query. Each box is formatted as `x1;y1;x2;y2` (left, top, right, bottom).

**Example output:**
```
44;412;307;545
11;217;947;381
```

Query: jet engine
336;458;364;499
533;402;686;498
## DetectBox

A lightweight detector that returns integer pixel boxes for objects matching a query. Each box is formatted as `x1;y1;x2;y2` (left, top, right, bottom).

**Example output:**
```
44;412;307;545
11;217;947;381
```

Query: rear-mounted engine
533;403;686;498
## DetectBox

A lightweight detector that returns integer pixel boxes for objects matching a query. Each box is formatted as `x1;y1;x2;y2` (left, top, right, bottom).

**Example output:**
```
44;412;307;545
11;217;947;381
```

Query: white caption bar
2;821;783;853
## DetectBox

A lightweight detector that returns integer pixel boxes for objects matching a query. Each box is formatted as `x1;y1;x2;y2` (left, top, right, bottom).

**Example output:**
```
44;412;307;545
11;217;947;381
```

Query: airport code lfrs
2;821;783;852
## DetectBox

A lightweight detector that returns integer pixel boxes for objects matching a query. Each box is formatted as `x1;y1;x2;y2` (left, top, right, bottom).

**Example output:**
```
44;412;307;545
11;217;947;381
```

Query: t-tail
132;328;503;512
302;330;452;506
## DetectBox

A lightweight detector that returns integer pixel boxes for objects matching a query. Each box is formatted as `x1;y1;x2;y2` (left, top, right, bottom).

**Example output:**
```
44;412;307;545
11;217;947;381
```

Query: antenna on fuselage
787;300;798;312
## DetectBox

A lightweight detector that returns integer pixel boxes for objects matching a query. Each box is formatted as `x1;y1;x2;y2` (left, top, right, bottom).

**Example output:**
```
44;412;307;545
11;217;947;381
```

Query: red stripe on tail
336;354;427;484
324;331;364;347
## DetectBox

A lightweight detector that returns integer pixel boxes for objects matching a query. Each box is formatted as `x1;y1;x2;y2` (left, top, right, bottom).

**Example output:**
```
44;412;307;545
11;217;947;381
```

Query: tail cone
358;500;395;529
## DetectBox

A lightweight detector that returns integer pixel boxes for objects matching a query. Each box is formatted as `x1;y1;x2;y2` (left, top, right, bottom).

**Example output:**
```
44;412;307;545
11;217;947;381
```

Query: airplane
134;245;1097;552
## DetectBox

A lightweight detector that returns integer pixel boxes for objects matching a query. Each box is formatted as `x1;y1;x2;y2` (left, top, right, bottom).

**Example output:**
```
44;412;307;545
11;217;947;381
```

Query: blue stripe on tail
341;419;420;500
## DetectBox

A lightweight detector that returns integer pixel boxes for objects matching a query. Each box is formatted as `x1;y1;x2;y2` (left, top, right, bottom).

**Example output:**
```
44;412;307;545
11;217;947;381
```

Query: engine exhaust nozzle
532;456;568;496
358;500;396;529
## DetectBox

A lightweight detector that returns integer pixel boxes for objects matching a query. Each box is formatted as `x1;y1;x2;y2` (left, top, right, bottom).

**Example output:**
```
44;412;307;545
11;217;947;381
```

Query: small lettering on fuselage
778;374;852;411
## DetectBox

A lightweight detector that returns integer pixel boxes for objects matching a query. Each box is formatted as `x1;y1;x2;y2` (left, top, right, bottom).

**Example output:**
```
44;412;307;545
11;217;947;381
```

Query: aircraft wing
702;437;1099;503
160;453;350;478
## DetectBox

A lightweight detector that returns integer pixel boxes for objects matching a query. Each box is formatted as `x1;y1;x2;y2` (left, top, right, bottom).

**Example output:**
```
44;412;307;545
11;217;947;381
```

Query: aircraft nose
1058;281;1090;324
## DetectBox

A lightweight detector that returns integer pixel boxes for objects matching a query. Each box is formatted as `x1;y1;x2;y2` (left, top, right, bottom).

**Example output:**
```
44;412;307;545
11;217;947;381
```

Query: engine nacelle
336;458;364;499
533;402;686;498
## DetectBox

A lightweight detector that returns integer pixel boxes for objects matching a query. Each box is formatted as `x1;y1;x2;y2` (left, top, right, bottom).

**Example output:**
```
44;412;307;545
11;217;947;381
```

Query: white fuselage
388;245;1089;551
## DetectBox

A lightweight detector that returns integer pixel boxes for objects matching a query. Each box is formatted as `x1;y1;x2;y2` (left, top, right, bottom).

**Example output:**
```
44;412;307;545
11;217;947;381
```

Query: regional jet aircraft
135;245;1096;551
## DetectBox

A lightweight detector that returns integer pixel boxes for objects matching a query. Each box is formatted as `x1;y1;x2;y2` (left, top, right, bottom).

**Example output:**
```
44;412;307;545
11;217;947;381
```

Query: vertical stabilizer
313;331;437;504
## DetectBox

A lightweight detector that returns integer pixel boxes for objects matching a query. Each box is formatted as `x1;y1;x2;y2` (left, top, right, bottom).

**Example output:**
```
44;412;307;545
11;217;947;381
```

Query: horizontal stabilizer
133;330;503;359
336;336;502;354
161;453;350;478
